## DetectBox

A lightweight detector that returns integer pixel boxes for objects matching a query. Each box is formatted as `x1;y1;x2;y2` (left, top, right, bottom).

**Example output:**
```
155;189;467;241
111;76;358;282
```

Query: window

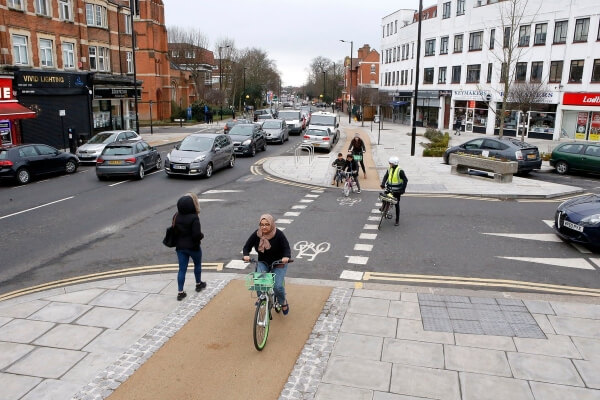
62;42;75;69
7;0;24;10
456;0;465;16
453;34;463;52
598;21;600;40
592;59;600;82
559;144;584;154
86;4;107;27
425;39;436;56
530;61;543;82
442;2;451;19
438;66;447;83
171;50;179;58
549;61;563;83
489;29;495;49
395;20;398;33
469;31;483;51
569;60;584;83
553;21;568;44
466;64;481;83
185;51;195;59
518;25;530;46
500;62;507;83
440;36;449;54
126;51;133;73
574;18;590;42
451;65;461;83
89;46;96;70
124;14;132;34
516;62;527;81
39;38;53;67
58;0;72;21
12;35;28;65
503;26;511;48
424;68;434;84
585;145;600;157
98;47;110;71
370;64;376;74
486;63;492;83
534;23;547;45
35;0;50;16
35;145;57;156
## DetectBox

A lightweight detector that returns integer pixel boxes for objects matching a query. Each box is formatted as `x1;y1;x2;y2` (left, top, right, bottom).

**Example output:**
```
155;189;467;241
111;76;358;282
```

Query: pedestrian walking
207;110;213;124
380;156;408;226
348;132;367;178
231;106;236;120
172;193;206;300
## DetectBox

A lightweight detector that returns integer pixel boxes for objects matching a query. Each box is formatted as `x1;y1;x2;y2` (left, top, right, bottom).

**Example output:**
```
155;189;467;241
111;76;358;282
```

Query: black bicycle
378;186;398;230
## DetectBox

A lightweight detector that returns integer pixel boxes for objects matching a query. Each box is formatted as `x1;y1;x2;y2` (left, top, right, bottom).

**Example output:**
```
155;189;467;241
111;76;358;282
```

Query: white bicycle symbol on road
337;197;362;207
293;241;331;262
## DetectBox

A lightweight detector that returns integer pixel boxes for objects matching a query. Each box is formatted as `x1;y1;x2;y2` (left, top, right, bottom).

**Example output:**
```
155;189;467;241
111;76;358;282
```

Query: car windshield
278;111;300;120
307;129;328;137
262;121;281;129
310;115;335;126
88;132;116;144
103;146;133;156
258;115;271;119
179;136;214;151
229;125;254;136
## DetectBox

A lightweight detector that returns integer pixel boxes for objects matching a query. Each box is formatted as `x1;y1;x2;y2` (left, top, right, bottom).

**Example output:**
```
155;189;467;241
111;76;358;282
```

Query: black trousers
391;191;401;222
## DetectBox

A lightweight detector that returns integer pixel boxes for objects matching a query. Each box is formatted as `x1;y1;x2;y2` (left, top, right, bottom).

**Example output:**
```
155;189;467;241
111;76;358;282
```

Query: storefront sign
563;92;600;106
0;120;10;129
590;112;600;142
468;100;476;108
497;90;558;104
576;112;589;140
453;89;492;101
0;78;15;101
14;71;89;95
93;87;141;99
418;90;440;98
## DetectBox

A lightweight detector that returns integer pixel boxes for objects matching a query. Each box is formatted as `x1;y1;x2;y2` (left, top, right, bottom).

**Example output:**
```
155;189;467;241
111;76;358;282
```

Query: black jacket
348;138;366;154
344;159;359;175
331;159;347;169
174;195;203;251
243;229;291;267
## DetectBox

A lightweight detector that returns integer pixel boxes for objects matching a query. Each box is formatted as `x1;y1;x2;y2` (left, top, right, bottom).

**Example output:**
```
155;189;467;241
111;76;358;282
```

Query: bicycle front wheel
378;202;390;230
343;182;350;197
253;299;270;351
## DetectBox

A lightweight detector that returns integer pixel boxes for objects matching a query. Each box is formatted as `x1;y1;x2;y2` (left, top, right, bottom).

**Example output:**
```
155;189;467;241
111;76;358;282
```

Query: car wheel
555;160;569;175
65;160;78;174
228;155;235;168
155;155;162;171
137;164;145;180
262;141;267;152
205;162;213;178
16;168;31;185
250;145;256;157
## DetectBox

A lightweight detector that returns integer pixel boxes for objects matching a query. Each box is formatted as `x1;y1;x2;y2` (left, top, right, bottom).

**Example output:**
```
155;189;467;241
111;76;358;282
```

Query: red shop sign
563;92;600;106
0;77;15;101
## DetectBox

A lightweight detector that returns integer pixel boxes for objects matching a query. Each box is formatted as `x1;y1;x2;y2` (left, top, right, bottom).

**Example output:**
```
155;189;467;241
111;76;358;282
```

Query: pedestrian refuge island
449;153;518;183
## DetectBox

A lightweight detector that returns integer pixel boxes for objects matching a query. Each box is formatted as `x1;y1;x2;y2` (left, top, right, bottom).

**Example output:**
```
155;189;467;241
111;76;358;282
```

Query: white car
307;111;340;142
76;130;141;163
302;127;338;152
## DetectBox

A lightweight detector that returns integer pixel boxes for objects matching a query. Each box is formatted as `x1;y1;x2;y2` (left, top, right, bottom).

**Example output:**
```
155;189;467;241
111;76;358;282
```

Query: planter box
449;153;518;183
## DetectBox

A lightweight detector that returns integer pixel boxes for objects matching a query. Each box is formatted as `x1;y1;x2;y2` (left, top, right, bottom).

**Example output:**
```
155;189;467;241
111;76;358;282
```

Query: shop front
0;75;37;145
452;90;492;134
391;91;412;125
92;74;141;133
493;91;558;139
560;92;600;141
416;90;440;128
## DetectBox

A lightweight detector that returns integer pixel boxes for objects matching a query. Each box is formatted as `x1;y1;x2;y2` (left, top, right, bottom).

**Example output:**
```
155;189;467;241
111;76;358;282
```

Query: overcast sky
164;0;434;87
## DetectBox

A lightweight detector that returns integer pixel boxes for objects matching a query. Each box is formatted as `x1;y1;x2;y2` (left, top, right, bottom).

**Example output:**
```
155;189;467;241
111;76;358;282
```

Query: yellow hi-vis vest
387;166;404;186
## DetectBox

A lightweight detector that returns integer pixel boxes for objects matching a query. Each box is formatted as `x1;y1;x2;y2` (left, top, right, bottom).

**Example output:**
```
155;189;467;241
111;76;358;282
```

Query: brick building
342;44;380;116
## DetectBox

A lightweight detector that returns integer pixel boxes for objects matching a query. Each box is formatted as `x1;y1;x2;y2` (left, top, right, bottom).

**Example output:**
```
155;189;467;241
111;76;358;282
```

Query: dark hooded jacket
174;195;203;251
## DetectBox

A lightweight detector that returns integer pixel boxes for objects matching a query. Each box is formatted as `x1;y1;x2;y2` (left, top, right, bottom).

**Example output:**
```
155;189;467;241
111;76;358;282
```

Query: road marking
497;257;595;270
292;205;307;209
347;256;369;265
311;190;324;194
276;219;293;224
542;219;554;228
363;224;378;230
197;199;226;202
108;180;129;186
284;212;301;217
371;209;381;214
359;233;378;240
225;260;248;269
0;196;74;220
367;216;380;221
340;270;364;280
264;176;321;190
202;190;243;194
305;194;319;198
354;244;373;251
590;259;600;268
482;233;563;242
299;199;314;203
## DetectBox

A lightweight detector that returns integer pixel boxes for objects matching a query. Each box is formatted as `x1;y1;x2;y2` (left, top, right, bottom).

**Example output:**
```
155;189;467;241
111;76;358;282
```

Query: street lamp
340;39;353;124
218;45;230;121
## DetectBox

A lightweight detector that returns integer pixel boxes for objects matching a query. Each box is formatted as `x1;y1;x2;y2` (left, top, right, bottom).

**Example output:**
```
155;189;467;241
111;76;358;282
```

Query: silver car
164;133;235;178
95;140;161;180
262;119;289;144
302;127;338;152
76;130;141;163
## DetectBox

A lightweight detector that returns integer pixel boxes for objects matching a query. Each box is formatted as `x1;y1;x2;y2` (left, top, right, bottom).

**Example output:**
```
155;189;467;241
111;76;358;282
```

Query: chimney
357;44;371;59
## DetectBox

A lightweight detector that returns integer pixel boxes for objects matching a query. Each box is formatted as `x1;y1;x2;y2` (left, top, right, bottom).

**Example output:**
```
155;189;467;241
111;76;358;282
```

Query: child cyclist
344;153;361;193
331;152;346;185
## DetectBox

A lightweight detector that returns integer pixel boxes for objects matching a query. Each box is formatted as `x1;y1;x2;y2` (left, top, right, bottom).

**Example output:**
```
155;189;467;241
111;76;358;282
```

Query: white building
380;0;600;141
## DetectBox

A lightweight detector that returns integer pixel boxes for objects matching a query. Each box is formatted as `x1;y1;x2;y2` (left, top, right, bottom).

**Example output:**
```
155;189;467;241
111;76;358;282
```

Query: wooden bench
449;153;518;183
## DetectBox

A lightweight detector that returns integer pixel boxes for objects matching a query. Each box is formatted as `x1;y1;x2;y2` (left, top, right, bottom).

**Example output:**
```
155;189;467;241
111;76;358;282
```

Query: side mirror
175;144;180;150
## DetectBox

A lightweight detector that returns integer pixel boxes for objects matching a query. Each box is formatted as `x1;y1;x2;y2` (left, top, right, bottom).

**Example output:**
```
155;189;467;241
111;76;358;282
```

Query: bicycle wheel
253;298;270;351
378;202;389;230
343;181;350;197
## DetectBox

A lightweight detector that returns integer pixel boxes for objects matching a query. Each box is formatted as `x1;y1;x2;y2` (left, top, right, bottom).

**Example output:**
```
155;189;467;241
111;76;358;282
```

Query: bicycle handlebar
247;258;294;267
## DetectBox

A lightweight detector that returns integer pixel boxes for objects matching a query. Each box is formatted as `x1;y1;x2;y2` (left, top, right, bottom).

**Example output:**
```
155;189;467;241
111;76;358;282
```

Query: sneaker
177;292;187;301
282;303;289;315
195;281;207;292
357;189;361;193
394;221;399;226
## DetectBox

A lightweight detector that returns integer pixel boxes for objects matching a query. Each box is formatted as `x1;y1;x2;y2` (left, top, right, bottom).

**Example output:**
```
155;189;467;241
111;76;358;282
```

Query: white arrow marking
497;257;595;270
482;233;562;242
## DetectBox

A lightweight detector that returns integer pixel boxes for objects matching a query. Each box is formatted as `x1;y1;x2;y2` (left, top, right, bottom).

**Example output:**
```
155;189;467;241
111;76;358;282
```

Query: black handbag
162;213;178;247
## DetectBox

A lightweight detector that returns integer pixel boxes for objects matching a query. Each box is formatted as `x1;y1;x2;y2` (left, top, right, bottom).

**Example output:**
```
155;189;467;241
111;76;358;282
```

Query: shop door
444;98;450;129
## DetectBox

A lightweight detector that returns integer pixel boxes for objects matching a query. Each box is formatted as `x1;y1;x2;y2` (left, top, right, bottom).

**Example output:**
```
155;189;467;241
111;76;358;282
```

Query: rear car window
0;149;8;160
104;146;133;156
307;129;328;137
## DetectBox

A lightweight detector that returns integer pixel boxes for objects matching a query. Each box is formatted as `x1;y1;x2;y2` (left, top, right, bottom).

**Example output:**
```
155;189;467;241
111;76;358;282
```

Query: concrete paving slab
390;364;460;400
117;278;172;294
0;373;42;400
389;301;421;320
33;324;103;350
507;352;585;386
523;300;555;315
117;310;169;338
63;278;125;292
341;313;398;338
0;342;34;369
0;300;49;318
531;314;556;335
513;333;582;358
43;288;105;304
573;359;600;389
82;328;144;354
572;337;600;361
331;332;383;361
400;292;418;302
530;381;600;400
28;302;92;323
548;315;600;339
454;333;516;352
132;293;182;313
459;372;534;400
551;302;600;319
382;338;444;369
0;316;11;328
396;319;455;344
353;288;400;301
0;319;55;343
347;297;390;316
7;347;86;378
445;345;512;377
20;378;82;400
373;392;436;400
322;356;391;391
61;352;121;385
75;306;135;329
314;383;373;400
88;289;147;309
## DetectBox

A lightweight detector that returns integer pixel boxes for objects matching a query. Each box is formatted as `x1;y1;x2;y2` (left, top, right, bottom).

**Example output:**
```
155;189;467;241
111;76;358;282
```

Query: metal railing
294;143;314;166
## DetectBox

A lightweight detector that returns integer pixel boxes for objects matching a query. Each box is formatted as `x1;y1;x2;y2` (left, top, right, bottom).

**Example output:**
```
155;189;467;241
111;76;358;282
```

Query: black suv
228;124;267;157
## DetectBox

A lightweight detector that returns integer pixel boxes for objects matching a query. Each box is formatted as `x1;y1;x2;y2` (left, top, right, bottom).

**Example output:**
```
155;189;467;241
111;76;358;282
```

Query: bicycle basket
245;272;275;291
378;193;398;205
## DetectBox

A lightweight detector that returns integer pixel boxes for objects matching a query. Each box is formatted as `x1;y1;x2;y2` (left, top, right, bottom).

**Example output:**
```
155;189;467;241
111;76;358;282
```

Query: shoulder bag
162;212;178;248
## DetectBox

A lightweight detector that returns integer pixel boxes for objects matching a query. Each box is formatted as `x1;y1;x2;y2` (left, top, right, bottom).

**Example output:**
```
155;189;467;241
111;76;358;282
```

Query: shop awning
0;102;36;119
391;101;408;107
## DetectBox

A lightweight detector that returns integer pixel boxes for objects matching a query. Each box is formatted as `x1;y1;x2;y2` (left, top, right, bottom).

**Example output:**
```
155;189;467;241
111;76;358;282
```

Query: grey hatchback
96;140;161;180
164;133;235;178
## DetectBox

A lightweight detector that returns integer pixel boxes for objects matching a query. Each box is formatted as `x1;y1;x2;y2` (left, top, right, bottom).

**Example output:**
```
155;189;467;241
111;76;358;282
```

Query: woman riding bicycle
243;214;291;315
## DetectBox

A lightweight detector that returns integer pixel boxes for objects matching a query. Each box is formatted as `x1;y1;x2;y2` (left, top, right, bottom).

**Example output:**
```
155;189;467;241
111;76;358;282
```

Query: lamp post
218;45;230;121
332;62;336;110
322;71;326;103
340;39;353;124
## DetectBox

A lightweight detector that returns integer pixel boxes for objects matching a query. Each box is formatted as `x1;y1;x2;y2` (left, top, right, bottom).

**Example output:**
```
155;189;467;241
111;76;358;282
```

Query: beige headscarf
186;192;200;214
257;214;276;252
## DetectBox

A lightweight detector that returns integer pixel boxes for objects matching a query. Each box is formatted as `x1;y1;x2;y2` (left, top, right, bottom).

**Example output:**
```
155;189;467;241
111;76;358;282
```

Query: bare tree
167;27;211;100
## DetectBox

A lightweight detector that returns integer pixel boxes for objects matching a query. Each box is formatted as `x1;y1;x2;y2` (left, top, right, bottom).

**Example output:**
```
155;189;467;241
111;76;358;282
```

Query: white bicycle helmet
388;156;399;165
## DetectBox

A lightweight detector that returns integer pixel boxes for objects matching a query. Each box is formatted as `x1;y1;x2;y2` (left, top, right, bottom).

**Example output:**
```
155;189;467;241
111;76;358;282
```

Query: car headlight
242;139;251;146
194;155;206;162
580;213;600;226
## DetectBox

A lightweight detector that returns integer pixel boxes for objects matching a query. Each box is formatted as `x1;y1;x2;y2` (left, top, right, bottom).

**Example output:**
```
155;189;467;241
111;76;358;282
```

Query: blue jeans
257;261;287;306
176;248;202;292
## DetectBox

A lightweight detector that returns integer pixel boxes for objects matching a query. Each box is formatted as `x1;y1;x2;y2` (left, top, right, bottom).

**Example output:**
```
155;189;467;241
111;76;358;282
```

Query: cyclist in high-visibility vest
380;156;408;226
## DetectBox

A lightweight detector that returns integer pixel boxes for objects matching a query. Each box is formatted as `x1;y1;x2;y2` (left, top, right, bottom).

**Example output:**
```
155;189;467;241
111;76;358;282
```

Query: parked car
443;137;542;174
164;133;234;178
223;119;251;134
0;144;79;185
229;124;267;157
549;141;600;175
76;130;141;163
278;110;304;135
302;127;338;152
261;119;289;144
554;194;600;250
96;140;161;180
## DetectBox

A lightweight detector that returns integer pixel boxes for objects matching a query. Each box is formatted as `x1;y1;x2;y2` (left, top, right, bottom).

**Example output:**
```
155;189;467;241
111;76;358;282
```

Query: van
308;111;340;140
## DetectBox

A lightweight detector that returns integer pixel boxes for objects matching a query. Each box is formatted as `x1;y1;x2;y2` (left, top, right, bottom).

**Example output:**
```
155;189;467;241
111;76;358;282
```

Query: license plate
172;164;186;170
563;220;584;232
527;154;536;160
108;160;122;165
312;143;320;147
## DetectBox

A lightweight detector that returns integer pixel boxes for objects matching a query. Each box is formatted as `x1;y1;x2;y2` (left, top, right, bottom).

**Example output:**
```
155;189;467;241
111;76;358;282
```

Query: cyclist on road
380;156;408;226
344;153;361;193
331;152;346;185
348;133;367;178
243;214;291;315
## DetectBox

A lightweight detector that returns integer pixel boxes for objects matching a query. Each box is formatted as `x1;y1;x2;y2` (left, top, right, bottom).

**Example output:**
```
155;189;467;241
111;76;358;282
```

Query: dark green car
550;142;600;175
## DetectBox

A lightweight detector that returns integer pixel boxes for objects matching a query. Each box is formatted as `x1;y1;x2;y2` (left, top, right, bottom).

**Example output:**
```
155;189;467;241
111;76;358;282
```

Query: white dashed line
305;194;320;198
368;216;380;221
340;270;364;280
347;256;369;265
276;219;293;224
363;224;378;230
359;233;378;240
300;199;314;203
498;257;595;270
292;205;307;209
284;212;301;217
354;244;373;251
371;209;381;214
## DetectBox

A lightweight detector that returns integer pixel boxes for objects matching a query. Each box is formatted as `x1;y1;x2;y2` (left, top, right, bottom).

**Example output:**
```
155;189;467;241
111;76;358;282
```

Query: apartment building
381;0;600;141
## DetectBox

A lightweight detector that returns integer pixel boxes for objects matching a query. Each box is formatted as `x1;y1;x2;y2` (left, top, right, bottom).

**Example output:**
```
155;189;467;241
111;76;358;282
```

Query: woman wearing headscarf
173;192;205;301
243;214;291;314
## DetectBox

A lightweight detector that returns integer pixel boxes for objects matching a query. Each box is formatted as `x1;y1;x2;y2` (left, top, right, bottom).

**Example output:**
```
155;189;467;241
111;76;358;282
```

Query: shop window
574;18;590;42
515;62;527;82
486;63;492;83
503;26;511;48
466;64;481;83
456;0;465;16
440;36;449;54
553;20;568;44
424;68;434;84
534;23;547;45
12;34;29;65
569;59;584;83
39;38;53;67
451;65;461;83
518;25;530;47
549;60;563;83
453;34;463;53
58;0;72;21
425;39;436;56
7;0;24;10
528;112;556;135
438;66;447;83
530;61;543;82
469;31;483;51
62;42;75;69
35;0;50;16
489;29;495;49
442;2;451;19
592;59;600;82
